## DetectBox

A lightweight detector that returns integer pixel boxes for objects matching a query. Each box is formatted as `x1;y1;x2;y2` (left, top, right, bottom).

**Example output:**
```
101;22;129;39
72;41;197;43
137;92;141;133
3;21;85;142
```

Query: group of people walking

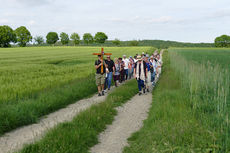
95;50;163;96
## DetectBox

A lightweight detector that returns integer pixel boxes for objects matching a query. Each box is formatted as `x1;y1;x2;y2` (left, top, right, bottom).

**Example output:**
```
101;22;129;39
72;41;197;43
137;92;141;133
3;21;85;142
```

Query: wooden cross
93;48;112;74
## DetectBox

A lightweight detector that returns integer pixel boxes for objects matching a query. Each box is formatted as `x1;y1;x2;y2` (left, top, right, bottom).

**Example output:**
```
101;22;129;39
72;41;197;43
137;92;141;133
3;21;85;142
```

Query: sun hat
137;55;142;61
150;56;154;59
146;54;149;58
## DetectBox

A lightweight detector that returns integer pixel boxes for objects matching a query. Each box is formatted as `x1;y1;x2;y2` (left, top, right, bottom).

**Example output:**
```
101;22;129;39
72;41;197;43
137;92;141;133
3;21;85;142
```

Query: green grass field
0;46;152;135
125;48;230;152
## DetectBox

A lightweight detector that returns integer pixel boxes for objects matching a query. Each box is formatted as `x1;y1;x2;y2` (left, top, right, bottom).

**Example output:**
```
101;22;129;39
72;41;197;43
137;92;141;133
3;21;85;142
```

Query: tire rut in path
0;91;113;153
90;92;152;153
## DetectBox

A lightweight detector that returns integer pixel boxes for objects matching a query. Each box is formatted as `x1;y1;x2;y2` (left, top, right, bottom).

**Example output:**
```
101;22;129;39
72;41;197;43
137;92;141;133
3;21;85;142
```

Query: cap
137;55;142;60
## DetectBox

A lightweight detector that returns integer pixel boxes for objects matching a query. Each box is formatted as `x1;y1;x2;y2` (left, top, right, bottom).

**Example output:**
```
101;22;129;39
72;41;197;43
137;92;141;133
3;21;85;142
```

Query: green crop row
169;50;230;152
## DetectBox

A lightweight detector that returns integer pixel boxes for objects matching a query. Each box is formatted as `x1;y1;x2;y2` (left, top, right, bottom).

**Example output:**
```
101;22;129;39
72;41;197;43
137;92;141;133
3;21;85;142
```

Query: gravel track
90;91;152;153
0;90;113;153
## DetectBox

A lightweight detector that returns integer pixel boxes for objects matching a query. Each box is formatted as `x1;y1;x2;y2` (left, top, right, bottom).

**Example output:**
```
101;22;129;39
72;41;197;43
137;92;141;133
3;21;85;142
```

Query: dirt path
0;89;115;153
90;92;152;153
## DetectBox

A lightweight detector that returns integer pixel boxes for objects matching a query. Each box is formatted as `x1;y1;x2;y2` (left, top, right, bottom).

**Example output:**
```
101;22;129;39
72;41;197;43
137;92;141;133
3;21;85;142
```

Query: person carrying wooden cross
95;54;107;96
93;48;112;96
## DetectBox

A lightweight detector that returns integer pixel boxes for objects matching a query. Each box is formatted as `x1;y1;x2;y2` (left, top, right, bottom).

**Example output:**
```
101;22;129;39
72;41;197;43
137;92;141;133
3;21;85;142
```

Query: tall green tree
112;39;121;46
0;25;16;47
14;26;32;47
83;33;94;45
34;36;44;46
70;33;80;46
60;32;69;45
94;32;108;44
46;32;59;46
215;35;230;47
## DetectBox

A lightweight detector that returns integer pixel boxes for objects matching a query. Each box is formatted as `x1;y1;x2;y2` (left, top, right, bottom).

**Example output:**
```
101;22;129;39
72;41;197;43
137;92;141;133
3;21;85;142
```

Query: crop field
0;46;149;104
125;48;230;152
170;48;230;151
170;48;230;69
0;46;151;135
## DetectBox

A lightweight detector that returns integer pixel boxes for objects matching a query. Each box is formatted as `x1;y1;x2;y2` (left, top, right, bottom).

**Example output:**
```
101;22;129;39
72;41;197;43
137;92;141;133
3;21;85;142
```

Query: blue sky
0;0;229;43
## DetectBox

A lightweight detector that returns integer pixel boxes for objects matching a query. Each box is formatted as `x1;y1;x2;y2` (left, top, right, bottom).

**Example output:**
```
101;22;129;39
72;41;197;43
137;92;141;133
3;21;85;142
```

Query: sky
0;0;230;43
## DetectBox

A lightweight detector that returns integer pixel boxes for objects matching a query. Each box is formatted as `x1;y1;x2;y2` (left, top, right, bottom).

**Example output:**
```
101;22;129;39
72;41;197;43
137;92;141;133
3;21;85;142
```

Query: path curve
90;92;152;153
0;89;115;153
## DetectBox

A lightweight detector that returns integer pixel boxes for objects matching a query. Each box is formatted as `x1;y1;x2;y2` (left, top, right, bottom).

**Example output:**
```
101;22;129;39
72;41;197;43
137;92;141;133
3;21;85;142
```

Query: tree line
2;25;226;48
0;25;110;47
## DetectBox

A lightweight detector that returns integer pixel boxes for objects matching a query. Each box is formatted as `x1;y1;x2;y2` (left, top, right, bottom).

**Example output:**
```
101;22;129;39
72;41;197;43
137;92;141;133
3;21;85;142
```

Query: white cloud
209;9;230;18
106;16;173;24
0;0;55;7
147;16;173;23
28;20;35;25
0;19;9;24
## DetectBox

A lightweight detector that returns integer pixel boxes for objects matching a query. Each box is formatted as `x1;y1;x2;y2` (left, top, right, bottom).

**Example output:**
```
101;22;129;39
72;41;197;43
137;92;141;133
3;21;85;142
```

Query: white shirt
157;59;162;68
123;58;129;69
150;59;157;72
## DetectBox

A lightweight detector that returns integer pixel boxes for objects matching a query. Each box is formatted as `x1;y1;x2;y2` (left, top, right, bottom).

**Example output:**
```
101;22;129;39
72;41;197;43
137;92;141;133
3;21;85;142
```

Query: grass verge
0;75;97;135
124;51;219;153
19;79;138;153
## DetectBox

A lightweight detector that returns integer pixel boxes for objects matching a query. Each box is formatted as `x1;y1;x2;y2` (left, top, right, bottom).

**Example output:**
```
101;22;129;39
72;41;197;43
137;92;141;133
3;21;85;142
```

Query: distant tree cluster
0;25;109;47
0;25;31;47
112;39;121;46
129;40;139;46
44;32;109;46
215;35;230;47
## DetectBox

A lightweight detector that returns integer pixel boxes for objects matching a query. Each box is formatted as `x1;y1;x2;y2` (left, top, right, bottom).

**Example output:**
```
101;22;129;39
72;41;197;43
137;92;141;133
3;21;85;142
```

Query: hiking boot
108;88;110;90
143;88;146;94
98;93;102;96
147;89;149;92
139;92;142;96
102;90;104;96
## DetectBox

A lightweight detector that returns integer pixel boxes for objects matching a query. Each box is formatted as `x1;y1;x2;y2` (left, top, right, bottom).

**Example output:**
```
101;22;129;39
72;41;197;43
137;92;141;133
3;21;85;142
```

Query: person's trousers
120;70;124;82
128;68;133;79
151;72;156;82
124;69;128;80
106;72;113;89
137;79;145;91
